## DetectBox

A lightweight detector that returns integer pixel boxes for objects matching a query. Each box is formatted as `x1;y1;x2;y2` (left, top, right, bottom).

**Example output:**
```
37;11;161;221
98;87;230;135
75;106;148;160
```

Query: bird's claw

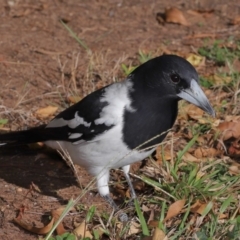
127;199;135;207
119;211;128;222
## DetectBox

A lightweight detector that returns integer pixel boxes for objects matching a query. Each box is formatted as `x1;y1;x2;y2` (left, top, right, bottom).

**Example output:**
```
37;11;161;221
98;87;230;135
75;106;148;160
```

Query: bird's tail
0;125;61;145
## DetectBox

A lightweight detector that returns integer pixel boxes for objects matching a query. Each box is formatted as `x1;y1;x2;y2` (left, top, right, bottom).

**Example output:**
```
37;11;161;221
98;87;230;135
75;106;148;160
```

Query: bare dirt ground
0;0;240;239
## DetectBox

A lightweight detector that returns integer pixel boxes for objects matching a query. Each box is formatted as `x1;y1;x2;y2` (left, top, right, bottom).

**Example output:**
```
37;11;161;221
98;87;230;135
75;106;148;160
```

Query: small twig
57;142;83;189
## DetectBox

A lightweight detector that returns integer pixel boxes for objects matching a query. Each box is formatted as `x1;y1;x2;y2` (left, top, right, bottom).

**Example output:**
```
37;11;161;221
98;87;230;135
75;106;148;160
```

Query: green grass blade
134;199;150;236
60;20;89;51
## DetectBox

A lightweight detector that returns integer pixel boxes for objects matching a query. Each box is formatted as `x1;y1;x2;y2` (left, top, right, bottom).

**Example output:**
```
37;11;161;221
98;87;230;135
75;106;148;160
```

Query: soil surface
0;0;240;239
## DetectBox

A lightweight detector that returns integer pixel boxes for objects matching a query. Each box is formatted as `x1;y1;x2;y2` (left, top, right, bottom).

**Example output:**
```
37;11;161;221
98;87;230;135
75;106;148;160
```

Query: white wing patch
68;133;83;139
68;112;91;128
47;111;91;129
94;79;135;126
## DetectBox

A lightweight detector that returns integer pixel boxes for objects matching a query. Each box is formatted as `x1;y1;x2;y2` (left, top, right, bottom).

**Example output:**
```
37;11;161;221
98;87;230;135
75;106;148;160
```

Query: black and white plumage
0;55;215;220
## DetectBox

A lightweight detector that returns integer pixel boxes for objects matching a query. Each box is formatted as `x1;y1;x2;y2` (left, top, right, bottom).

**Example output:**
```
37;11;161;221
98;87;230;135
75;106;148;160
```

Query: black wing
46;85;114;143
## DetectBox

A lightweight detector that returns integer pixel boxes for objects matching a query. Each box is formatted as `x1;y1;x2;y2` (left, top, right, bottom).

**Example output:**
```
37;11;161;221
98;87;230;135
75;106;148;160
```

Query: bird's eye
170;74;180;84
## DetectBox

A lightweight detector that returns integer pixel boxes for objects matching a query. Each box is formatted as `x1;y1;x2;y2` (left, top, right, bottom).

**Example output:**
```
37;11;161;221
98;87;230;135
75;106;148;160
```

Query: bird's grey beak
177;80;215;117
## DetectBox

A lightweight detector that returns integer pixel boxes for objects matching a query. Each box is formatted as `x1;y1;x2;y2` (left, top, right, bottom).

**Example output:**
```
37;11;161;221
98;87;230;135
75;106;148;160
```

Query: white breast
45;124;154;177
44;78;154;176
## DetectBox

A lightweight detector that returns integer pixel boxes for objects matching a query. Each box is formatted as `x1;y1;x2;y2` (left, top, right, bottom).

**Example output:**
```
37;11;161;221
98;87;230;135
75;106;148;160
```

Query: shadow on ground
0;145;77;201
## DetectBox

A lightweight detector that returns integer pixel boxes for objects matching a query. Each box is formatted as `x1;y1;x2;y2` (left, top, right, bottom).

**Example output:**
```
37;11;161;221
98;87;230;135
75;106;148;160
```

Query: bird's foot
118;211;128;222
127;198;135;207
103;194;129;222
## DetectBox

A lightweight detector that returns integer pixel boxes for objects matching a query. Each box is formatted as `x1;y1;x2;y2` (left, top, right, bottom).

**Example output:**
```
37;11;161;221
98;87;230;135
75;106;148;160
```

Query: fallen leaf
142;204;150;212
73;220;93;239
67;95;82;104
228;140;240;156
194;148;219;158
229;164;240;175
14;217;54;235
35;106;58;119
164;199;186;222
152;227;167;240
182;104;205;121
225;115;240;122
230;16;240;25
51;207;67;235
165;7;190;26
155;146;175;163
14;206;73;235
116;221;141;236
128;221;141;235
186;54;205;67
190;200;208;215
219;213;228;219
133;180;145;191
148;220;159;228
182;152;199;162
218;121;240;141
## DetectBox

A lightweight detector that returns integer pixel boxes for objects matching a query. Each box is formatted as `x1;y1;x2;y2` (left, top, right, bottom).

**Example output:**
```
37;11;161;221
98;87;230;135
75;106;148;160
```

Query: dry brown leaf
148;220;159;228
183;104;204;121
142;204;150;212
67;95;82;104
206;91;232;105
51;207;67;235
14;217;54;235
219;213;228;220
182;152;199;162
164;199;186;222
228;140;240;156
128;221;141;235
216;121;240;157
13;206;74;235
35;106;58;119
230;16;240;25
186;54;205;67
165;7;190;26
225;115;240;122
229;164;240;175
194;148;219;158
116;221;141;236
218;121;240;140
133;179;145;191
73;220;93;239
190;200;208;215
147;208;155;224
152;227;167;240
155;146;175;163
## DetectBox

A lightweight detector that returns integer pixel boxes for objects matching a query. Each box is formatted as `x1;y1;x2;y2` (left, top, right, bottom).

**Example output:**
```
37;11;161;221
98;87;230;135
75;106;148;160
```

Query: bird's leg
97;169;128;221
122;165;137;205
102;194;119;211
